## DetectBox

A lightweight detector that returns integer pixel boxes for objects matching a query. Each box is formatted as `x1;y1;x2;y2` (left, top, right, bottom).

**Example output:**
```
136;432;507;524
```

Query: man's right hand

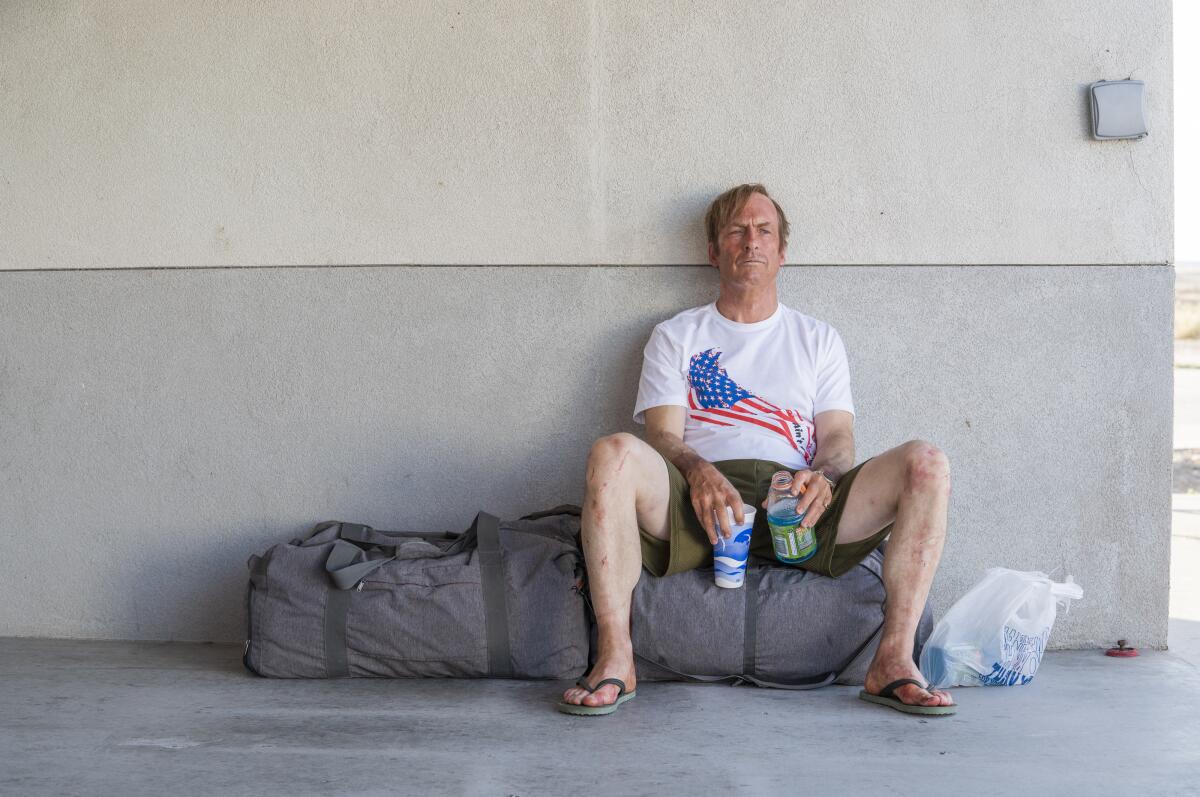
684;460;745;545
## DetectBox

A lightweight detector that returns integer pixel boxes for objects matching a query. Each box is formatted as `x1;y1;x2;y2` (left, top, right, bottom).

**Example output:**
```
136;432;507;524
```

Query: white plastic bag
919;568;1083;688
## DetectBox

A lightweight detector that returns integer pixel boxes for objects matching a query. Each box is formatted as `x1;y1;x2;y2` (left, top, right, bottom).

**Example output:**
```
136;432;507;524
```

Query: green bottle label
768;519;817;564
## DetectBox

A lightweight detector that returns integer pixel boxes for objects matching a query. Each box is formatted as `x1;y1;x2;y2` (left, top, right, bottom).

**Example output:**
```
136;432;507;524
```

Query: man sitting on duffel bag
556;184;955;717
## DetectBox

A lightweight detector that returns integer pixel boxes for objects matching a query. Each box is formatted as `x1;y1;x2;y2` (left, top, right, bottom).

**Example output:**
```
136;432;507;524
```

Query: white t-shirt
633;301;855;469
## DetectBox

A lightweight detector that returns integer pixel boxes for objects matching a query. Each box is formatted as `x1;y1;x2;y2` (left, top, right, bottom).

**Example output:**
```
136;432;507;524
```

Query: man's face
707;193;786;287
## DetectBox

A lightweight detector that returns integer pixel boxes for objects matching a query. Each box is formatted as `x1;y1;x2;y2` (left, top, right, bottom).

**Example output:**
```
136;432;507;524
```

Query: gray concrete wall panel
0;1;1173;268
601;1;1173;266
0;266;1172;647
0;2;597;268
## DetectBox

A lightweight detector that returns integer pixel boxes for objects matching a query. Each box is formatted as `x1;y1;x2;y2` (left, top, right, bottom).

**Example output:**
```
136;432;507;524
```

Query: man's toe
896;683;939;706
920;687;952;706
583;686;618;707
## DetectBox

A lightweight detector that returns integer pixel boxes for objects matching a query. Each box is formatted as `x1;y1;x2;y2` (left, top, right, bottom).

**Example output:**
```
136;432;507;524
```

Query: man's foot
561;653;637;708
863;655;954;708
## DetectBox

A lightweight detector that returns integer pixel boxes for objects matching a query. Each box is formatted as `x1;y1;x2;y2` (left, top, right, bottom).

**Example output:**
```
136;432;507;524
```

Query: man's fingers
796;483;833;527
795;477;828;523
693;471;746;541
796;491;815;520
715;504;732;540
695;498;718;545
730;492;745;526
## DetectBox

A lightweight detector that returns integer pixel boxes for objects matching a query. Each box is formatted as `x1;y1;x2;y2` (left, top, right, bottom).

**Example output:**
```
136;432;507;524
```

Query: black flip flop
859;678;957;716
555;677;637;716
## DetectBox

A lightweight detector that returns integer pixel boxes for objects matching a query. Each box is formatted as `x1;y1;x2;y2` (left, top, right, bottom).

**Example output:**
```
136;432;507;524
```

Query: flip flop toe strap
877;678;929;699
589;678;628;697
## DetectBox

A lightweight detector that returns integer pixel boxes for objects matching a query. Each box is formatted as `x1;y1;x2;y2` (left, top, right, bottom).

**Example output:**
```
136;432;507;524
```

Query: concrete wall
0;2;1173;648
1;1;1172;268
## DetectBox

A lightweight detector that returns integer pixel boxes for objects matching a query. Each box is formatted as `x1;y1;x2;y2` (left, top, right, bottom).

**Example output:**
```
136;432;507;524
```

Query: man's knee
586;432;644;486
901;439;951;492
585;433;671;539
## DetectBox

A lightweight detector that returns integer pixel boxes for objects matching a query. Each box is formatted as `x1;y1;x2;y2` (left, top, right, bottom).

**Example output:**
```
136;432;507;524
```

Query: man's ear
707;241;719;267
779;245;787;266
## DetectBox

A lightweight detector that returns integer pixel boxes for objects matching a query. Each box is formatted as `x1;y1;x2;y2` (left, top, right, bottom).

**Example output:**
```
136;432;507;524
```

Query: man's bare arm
643;405;744;543
808;409;856;483
643;405;705;478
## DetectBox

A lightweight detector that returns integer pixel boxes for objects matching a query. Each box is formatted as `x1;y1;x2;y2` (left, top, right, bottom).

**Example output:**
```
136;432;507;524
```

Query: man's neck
715;287;779;324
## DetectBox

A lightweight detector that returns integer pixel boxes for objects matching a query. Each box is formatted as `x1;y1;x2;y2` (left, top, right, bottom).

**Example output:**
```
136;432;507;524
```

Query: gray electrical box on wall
1089;79;1148;140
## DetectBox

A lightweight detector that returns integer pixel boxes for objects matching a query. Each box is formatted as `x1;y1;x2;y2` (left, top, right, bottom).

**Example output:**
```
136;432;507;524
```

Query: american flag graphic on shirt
687;348;816;462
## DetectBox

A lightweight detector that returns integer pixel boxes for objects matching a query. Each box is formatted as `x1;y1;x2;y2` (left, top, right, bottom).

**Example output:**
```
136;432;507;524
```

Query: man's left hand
760;468;835;527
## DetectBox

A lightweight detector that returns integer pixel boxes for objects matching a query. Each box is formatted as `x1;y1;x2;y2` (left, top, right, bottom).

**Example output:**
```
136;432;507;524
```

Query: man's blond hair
704;183;790;253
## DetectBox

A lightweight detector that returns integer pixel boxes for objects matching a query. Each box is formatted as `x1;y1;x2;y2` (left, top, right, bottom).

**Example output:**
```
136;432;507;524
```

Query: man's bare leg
561;433;672;708
835;440;954;707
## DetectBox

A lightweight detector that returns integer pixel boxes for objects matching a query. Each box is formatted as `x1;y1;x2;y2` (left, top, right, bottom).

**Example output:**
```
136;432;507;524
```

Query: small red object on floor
1105;639;1139;657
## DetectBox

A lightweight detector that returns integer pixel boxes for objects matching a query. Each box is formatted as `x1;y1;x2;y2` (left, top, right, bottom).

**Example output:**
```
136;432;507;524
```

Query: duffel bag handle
325;540;395;590
298;520;460;548
338;522;459;547
519;504;582;521
320;520;470;591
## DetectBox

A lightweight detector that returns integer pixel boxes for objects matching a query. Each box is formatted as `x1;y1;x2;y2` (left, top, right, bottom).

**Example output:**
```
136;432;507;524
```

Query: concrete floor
1;638;1197;797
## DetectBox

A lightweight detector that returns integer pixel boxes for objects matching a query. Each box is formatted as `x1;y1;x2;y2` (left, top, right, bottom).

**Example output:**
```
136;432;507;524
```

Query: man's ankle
873;635;916;664
593;621;634;654
591;641;634;663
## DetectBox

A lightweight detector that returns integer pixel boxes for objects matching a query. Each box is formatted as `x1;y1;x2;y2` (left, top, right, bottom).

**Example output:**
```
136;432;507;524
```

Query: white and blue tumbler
712;504;756;588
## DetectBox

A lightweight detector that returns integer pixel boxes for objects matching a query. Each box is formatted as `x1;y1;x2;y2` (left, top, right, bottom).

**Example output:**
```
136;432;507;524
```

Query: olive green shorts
638;456;891;579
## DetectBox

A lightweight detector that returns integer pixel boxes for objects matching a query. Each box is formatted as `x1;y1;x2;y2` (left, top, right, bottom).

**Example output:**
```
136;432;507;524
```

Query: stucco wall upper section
0;1;1173;269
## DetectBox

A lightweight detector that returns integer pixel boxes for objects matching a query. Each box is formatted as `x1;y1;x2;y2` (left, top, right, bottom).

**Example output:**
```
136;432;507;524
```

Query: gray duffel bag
244;507;589;679
615;543;933;688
